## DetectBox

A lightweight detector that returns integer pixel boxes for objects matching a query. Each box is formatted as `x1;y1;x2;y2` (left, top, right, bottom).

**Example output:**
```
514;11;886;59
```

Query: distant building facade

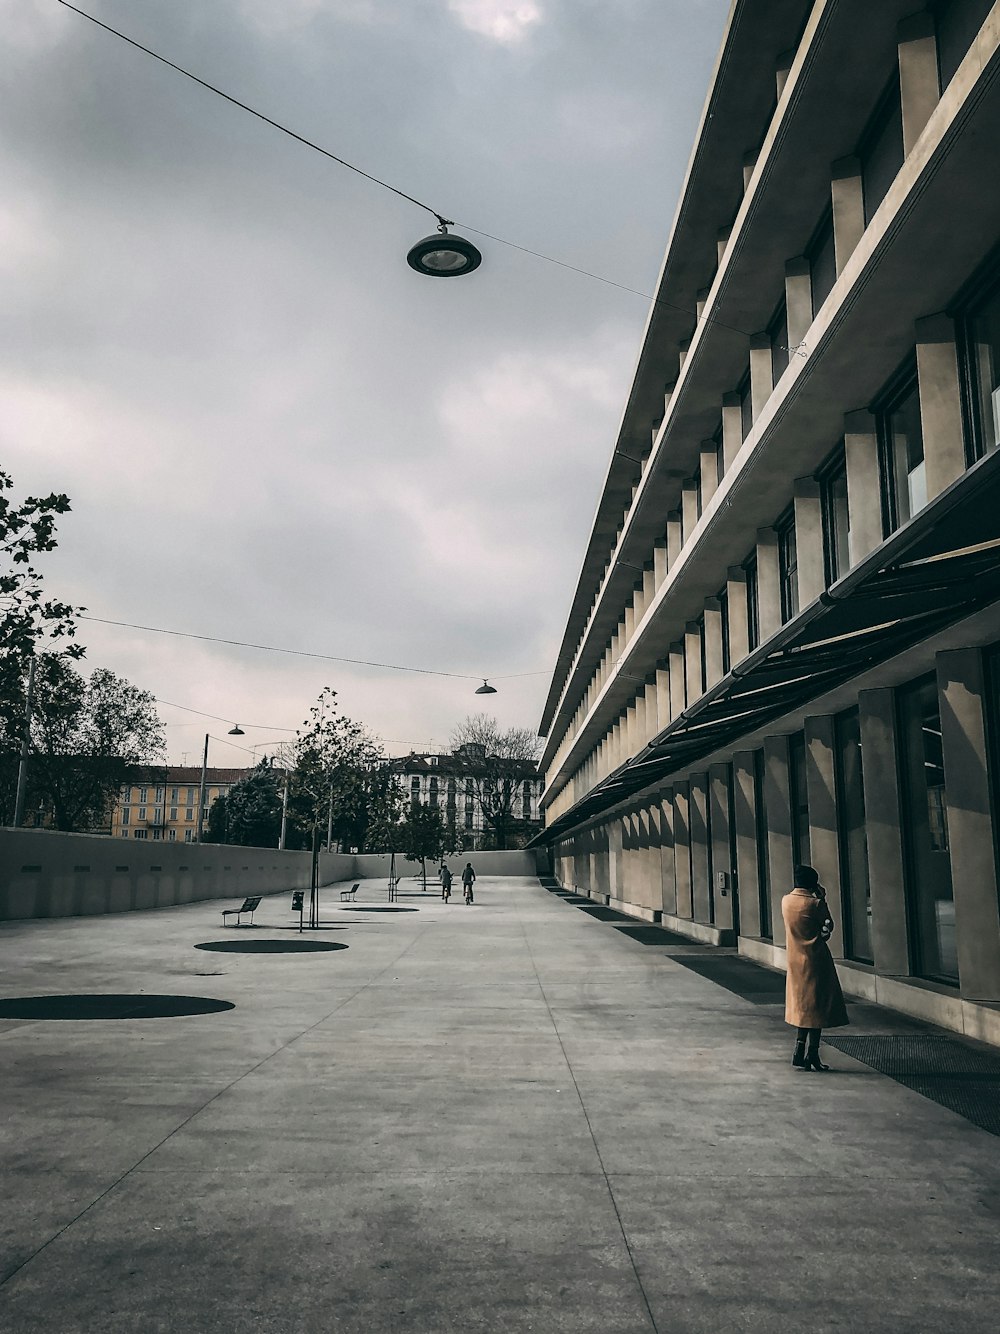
390;748;543;850
110;767;251;842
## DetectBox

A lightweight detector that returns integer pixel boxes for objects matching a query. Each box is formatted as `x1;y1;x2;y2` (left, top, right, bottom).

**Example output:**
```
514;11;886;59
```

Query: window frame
744;551;760;652
857;74;905;226
805;207;836;318
818;441;850;586
776;507;799;624
874;355;923;537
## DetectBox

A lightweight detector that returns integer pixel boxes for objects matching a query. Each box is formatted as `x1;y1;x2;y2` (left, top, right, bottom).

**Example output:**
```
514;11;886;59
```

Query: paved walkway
1;876;999;1333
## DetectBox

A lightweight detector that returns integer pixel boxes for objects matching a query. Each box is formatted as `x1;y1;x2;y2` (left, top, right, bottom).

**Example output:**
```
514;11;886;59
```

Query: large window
835;708;873;963
877;362;926;533
737;370;753;440
744;552;760;651
899;676;957;983
788;732;810;868
769;299;790;386
820;444;851;584
807;209;837;317
777;511;799;623
753;749;772;939
859;78;905;224
960;269;1000;461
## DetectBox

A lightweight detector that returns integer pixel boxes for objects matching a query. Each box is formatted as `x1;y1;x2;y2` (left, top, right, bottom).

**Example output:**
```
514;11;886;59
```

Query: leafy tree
1;470;84;816
449;714;542;850
288;687;388;849
399;798;445;887
19;654;165;831
206;760;283;847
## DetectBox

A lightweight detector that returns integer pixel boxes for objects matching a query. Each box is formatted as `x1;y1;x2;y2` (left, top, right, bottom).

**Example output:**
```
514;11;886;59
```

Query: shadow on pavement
195;940;348;954
0;994;235;1020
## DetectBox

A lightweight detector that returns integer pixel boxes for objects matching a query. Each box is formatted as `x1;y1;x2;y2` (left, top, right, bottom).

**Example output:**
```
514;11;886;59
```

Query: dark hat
793;864;819;890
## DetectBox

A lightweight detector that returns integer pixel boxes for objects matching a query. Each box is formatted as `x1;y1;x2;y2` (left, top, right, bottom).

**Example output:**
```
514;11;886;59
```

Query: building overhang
532;448;1000;846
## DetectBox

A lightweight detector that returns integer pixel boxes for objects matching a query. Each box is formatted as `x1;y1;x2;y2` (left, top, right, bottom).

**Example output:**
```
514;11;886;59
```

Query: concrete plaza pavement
1;875;999;1333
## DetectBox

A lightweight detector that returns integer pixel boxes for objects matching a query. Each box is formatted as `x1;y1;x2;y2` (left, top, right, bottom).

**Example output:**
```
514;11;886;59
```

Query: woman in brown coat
782;864;849;1071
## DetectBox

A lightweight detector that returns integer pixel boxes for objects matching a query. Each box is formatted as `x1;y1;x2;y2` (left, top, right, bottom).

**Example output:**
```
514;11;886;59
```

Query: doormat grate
824;1035;1000;1137
666;954;786;1003
614;923;704;947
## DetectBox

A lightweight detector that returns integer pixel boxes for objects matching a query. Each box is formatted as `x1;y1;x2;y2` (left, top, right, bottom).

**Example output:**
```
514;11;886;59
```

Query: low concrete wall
0;833;549;921
0;828;312;922
352;850;546;880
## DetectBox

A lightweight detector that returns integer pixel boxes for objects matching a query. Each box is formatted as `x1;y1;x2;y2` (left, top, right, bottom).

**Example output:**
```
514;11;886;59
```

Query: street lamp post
195;724;244;843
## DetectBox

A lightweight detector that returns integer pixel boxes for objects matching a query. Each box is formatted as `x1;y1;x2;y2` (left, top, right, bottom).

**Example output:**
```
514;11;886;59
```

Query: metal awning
533;449;1000;846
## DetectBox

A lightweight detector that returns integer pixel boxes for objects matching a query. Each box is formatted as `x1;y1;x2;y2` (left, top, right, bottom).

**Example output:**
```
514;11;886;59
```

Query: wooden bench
222;895;262;926
339;883;359;902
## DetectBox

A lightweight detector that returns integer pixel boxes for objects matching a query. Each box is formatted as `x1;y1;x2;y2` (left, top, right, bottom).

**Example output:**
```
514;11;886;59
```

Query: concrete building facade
537;0;1000;1044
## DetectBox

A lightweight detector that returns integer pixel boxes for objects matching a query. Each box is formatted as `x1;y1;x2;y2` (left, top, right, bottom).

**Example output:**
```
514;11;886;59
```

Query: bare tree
449;714;542;850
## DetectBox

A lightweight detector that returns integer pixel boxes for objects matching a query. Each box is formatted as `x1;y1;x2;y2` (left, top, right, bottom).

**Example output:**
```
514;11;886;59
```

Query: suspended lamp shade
475;680;498;695
228;724;245;735
407;231;482;277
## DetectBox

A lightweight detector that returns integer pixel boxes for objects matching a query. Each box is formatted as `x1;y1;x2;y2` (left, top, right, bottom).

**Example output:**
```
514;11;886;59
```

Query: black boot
804;1030;830;1071
792;1039;807;1068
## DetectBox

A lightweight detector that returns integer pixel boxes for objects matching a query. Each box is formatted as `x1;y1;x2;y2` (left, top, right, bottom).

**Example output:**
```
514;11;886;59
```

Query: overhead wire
80;614;549;682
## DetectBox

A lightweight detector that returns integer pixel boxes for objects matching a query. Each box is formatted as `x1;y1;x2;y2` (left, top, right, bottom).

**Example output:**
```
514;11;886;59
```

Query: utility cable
79;613;548;682
55;1;806;354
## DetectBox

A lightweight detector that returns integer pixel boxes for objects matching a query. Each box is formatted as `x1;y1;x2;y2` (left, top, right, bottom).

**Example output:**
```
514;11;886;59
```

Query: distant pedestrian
461;861;476;905
782;864;848;1071
440;865;452;902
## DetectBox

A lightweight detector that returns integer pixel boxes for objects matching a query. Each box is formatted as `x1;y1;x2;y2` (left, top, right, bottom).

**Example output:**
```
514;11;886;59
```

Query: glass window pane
779;520;799;622
899;677;957;982
835;709;873;962
754;750;772;939
788;733;810;868
968;284;1000;456
889;380;926;524
861;85;904;224
809;214;837;316
770;302;789;386
826;466;850;581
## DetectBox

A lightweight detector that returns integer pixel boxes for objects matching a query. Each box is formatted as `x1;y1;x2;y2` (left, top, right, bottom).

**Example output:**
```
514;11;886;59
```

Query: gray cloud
2;0;728;759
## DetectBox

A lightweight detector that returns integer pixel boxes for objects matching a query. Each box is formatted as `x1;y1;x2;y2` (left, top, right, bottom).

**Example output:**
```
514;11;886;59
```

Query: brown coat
781;889;849;1029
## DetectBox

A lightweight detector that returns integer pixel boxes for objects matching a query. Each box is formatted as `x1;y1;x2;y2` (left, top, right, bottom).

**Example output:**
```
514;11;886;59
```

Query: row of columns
556;642;1000;1002
552;7;957;818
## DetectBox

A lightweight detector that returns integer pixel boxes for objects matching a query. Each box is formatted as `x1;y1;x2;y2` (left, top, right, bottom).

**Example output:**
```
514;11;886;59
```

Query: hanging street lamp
475;680;498;695
407;221;482;278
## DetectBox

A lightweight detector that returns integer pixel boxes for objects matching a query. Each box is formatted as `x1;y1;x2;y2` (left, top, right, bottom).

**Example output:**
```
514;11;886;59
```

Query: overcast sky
3;0;728;767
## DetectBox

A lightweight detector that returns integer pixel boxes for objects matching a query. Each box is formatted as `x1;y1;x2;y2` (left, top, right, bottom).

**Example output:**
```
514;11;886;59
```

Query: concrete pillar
916;313;967;500
633;693;646;755
655;664;671;735
749;333;772;424
699;443;720;509
785;257;813;352
632;581;646;625
690;774;710;923
626;701;637;760
721;391;743;473
678;337;691;375
667;511;683;568
831;156;865;276
726;566;750;666
756;528;782;643
844;409;882;565
709;763;735;934
623;601;636;649
643;566;656;618
804;715;846;958
742;149;758;192
793;477;825;606
717;225;732;268
898;11;940;156
685;622;703;703
660;791;676;915
937;649;1000;999
682;480;699;540
608;818;623;901
669;643;686;720
704;596;724;689
673;781;692;917
696;286;711;320
763;734;793;946
644;680;658;743
733;750;762;938
858;688;911;975
653;540;668;592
